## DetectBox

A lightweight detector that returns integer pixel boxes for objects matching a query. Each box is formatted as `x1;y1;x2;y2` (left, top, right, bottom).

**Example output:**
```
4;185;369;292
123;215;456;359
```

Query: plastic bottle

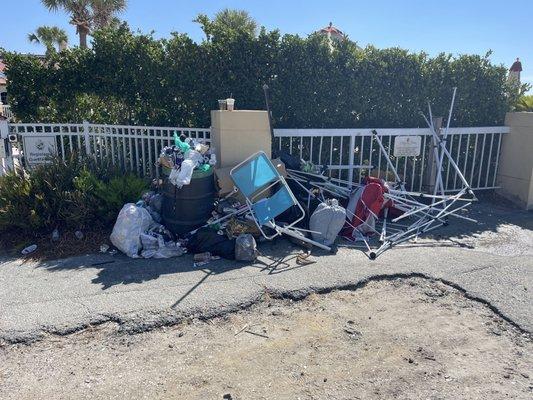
21;244;37;255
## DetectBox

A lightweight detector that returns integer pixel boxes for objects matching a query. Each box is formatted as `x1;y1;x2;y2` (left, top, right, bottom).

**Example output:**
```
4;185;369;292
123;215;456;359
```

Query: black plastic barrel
161;169;215;236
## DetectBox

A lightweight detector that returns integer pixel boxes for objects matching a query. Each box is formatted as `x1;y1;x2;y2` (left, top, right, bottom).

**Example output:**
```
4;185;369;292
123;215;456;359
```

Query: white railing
7;122;210;177
2;121;508;192
0;104;13;120
274;126;509;192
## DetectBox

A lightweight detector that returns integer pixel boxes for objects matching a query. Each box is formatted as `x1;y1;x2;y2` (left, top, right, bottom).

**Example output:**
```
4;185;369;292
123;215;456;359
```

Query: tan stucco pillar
210;110;271;168
497;112;533;209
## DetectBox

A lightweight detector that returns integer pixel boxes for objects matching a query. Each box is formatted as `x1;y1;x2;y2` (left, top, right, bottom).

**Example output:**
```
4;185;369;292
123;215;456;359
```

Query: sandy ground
1;277;531;400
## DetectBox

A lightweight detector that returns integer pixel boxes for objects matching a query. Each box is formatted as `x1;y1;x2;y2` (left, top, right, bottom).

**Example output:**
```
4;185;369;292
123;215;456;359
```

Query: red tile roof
319;22;344;36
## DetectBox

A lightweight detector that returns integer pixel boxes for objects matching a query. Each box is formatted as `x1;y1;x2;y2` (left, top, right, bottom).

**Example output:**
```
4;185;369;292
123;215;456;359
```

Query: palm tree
515;95;533;112
40;0;126;48
213;8;257;35
28;26;68;55
92;0;126;29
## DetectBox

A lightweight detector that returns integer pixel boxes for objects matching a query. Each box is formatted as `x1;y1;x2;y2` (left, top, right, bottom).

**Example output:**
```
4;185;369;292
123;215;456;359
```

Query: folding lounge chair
230;151;331;251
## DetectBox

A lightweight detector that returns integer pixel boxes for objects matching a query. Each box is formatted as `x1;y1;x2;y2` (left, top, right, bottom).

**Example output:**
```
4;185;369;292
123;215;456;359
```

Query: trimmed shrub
0;155;148;234
2;22;528;128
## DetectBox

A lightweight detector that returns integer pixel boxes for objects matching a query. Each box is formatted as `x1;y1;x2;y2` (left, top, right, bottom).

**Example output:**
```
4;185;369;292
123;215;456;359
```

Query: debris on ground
20;244;37;255
104;92;480;261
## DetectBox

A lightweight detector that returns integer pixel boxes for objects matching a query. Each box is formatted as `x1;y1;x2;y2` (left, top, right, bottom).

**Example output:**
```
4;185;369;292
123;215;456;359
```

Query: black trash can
161;168;216;236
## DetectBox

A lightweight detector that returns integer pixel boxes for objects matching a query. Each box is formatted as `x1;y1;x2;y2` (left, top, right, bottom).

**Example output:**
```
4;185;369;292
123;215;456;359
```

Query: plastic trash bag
149;193;163;213
175;159;195;187
168;167;180;186
235;234;258;262
186;149;204;166
110;204;154;258
140;233;159;256
173;132;191;153
153;241;184;258
145;206;162;223
188;227;236;259
140;233;184;258
309;199;346;246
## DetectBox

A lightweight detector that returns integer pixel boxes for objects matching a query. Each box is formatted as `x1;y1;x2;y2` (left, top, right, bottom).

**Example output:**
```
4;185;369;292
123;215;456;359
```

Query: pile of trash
110;202;184;259
159;132;216;188
109;90;475;262
109;188;260;262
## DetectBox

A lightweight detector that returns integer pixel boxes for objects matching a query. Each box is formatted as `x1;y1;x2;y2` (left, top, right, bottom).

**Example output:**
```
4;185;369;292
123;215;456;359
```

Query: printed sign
23;135;57;166
393;136;421;157
0;120;8;139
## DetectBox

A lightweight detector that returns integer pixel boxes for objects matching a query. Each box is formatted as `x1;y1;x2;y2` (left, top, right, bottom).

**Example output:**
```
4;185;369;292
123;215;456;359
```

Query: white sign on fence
393;135;421;157
0;120;8;139
23;135;57;166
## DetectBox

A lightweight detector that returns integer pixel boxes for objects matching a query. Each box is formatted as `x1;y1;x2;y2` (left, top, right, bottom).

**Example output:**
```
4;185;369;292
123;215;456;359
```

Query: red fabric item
341;176;405;238
365;176;395;212
341;182;385;237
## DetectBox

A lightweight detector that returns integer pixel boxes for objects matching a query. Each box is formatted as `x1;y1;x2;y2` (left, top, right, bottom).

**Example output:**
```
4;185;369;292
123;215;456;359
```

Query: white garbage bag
309;199;346;246
110;204;154;258
175;159;195;188
140;233;185;259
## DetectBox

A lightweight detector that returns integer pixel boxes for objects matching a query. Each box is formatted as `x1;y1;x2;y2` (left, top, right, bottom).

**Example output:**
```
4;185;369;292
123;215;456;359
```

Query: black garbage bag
188;227;236;260
276;151;301;170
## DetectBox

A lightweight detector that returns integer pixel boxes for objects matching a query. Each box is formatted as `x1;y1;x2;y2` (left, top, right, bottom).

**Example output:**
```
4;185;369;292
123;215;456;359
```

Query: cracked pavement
1;199;532;343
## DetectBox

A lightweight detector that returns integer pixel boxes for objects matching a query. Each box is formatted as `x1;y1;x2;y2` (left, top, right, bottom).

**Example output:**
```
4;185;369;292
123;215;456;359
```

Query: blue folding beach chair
230;151;331;251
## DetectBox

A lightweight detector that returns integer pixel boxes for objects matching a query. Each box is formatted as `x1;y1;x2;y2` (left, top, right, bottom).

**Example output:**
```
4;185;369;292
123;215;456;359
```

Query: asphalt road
1;199;532;344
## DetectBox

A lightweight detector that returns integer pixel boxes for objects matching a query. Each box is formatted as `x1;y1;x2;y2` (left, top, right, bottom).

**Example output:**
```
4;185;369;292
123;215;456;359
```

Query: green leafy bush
515;95;533;112
0;155;148;234
94;175;149;223
3;19;529;128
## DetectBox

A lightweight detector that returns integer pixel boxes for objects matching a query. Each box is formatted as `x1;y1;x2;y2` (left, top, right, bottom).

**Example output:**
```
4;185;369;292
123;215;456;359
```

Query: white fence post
83;120;91;156
348;133;355;186
0;119;10;175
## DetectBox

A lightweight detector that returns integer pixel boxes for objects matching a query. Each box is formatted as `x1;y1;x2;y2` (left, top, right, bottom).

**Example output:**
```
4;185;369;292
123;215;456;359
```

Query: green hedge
0;155;148;234
2;22;526;128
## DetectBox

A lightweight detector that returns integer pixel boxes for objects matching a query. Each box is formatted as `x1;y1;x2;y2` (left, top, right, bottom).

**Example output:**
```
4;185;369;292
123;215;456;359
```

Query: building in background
318;22;346;45
0;59;7;105
509;58;523;84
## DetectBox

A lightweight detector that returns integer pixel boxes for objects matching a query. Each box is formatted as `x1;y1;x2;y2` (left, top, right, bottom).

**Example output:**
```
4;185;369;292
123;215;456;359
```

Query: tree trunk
79;29;88;48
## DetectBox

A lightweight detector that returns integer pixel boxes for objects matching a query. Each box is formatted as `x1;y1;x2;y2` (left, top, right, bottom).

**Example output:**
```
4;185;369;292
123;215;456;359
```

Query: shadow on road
27;195;531;306
34;238;336;307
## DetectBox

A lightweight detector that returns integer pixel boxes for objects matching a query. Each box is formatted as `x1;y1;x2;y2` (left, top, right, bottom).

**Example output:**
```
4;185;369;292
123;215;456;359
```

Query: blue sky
2;0;532;87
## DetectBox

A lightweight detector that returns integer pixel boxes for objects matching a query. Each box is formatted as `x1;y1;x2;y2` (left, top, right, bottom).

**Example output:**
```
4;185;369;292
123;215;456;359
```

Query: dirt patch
1;278;531;399
0;227;112;261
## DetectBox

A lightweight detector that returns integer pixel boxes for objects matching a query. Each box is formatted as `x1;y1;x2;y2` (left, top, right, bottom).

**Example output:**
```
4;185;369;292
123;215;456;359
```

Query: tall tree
195;8;258;39
40;0;126;48
28;26;68;55
213;9;257;35
92;0;127;29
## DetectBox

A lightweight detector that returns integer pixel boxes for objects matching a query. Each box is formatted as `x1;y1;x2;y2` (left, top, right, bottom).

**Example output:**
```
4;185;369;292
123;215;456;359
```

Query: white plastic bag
175;159;195;188
309;199;346;246
186;149;203;166
110;204;154;258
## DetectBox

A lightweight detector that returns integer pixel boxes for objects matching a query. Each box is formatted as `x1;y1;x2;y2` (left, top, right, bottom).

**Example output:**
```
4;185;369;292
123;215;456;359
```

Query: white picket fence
0;104;13;120
5;122;210;177
2;122;508;192
273;126;509;192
